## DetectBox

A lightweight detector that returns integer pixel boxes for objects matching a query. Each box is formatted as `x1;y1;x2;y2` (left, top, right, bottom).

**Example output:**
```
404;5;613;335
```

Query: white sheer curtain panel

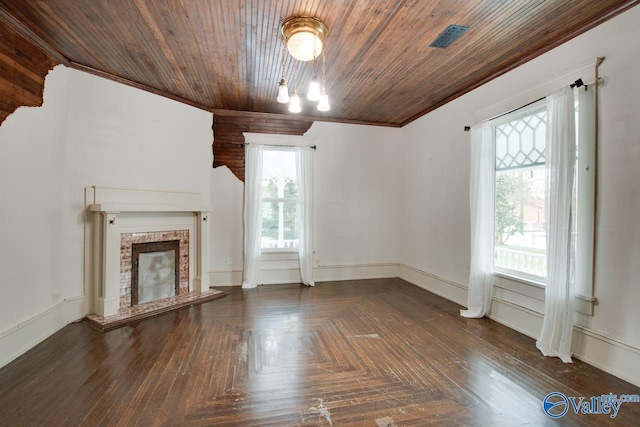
242;144;263;289
461;122;495;318
296;147;315;286
536;86;576;363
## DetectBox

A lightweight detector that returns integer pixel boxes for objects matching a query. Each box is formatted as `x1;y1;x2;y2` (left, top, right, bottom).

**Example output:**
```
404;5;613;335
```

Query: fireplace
120;230;189;308
84;186;224;329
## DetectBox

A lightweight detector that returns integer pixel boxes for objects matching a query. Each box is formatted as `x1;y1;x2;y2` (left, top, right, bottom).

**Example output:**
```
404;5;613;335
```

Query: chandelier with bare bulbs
276;16;330;113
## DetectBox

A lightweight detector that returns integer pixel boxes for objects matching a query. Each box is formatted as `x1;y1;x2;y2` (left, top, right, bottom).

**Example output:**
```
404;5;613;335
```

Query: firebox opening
131;240;180;306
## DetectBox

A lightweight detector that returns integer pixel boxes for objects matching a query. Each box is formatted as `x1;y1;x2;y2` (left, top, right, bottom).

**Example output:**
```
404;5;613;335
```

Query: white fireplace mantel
85;186;211;317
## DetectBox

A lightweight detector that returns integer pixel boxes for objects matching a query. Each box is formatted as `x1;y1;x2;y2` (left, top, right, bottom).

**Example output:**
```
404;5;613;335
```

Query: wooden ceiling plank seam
253;0;274;105
267;0;284;96
259;2;281;111
253;0;277;109
202;0;238;109
117;2;176;92
82;1;178;95
166;1;215;105
228;0;249;109
44;1;150;86
242;0;255;108
132;1;191;99
0;5;67;65
166;1;213;104
192;0;232;109
37;2;119;74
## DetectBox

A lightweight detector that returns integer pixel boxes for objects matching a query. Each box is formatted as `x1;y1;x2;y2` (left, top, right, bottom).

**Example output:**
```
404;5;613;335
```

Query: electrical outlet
227;257;232;266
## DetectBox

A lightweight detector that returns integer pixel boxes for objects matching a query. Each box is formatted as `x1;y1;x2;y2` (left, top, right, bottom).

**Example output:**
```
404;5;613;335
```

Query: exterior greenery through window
494;104;548;279
261;149;299;249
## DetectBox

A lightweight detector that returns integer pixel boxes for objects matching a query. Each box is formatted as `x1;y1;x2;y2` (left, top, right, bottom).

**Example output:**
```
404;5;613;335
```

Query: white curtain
461;122;495;318
296;147;315;286
242;144;263;289
536;86;576;363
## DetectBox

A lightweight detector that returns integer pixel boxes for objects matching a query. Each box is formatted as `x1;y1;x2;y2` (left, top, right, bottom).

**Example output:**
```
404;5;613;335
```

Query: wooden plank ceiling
0;0;637;127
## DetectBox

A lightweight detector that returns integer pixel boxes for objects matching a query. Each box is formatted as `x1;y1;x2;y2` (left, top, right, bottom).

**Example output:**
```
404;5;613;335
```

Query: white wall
0;66;213;368
399;6;640;386
209;121;402;286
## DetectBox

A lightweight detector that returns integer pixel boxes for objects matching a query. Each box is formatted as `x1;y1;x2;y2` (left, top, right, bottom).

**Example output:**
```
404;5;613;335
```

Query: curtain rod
244;143;316;150
464;78;588;131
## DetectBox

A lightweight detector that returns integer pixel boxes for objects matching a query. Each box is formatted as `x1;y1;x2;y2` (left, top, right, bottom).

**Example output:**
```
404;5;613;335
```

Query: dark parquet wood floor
1;278;639;426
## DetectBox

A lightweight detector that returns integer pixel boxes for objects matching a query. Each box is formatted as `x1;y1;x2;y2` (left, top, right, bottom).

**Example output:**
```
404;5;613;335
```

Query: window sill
261;248;299;254
494;270;546;289
493;270;596;316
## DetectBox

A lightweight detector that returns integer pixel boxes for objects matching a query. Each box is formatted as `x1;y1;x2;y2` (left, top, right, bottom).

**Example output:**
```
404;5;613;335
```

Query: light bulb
307;79;320;101
317;88;330;111
276;79;290;103
289;92;302;113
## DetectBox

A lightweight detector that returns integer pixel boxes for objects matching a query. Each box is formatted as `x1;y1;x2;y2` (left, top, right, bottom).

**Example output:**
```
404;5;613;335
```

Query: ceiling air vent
429;24;469;48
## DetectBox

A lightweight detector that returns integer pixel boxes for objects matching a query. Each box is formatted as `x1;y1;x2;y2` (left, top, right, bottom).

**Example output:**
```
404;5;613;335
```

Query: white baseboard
0;295;86;369
209;263;400;287
399;264;640;387
398;264;468;306
314;263;399;282
572;324;640;388
209;269;243;286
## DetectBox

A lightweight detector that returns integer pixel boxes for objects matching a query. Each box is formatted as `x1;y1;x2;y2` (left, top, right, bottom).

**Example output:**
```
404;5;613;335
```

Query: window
261;148;299;250
492;87;595;290
493;103;548;280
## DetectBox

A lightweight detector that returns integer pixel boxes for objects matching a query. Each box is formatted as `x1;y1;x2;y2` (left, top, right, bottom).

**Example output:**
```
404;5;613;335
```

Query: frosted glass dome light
282;17;328;62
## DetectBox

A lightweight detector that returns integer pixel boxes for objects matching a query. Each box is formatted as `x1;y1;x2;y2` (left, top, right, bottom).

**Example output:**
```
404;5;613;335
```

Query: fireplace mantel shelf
89;203;212;213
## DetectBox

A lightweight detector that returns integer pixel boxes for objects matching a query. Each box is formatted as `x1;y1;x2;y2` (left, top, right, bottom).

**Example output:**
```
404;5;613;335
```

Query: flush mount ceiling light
277;16;330;113
282;16;327;61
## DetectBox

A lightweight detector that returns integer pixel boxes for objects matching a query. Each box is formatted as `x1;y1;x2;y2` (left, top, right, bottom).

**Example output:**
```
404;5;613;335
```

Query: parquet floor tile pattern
1;278;639;426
